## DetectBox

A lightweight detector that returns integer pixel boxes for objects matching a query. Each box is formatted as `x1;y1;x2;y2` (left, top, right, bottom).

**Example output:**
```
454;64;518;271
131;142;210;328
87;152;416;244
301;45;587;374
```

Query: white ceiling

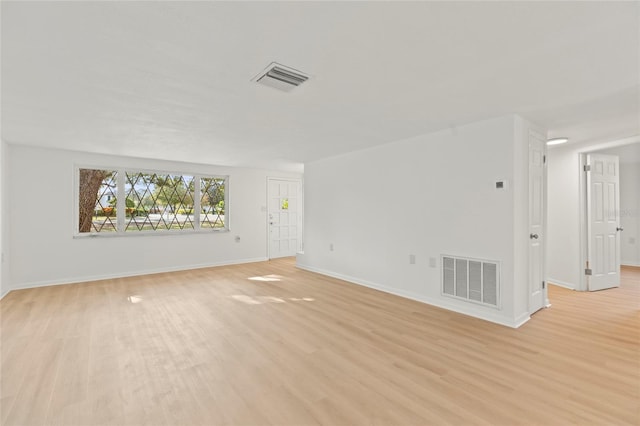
2;1;639;172
594;143;640;164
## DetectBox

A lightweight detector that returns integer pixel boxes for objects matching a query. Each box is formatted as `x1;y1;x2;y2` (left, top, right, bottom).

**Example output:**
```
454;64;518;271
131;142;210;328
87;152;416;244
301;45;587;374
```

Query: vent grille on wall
442;255;499;307
252;62;310;92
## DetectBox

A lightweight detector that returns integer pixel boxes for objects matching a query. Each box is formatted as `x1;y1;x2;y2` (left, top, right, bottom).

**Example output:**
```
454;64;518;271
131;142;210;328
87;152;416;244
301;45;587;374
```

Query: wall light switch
429;257;437;268
409;254;416;264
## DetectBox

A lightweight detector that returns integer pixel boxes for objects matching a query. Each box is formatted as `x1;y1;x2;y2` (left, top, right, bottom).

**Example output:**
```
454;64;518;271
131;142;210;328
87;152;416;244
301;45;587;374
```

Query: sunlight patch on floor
230;295;315;305
248;275;282;282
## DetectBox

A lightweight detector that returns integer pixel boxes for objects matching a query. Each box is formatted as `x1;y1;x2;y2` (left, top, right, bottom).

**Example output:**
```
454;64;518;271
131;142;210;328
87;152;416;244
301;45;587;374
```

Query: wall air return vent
442;255;500;308
252;62;309;92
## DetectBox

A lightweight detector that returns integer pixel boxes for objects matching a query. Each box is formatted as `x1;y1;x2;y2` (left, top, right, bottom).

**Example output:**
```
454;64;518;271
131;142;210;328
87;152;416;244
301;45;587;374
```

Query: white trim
7;257;268;293
622;262;640;268
73;227;230;239
513;312;532;328
296;263;529;329
546;278;576;290
578;153;589;291
0;289;9;300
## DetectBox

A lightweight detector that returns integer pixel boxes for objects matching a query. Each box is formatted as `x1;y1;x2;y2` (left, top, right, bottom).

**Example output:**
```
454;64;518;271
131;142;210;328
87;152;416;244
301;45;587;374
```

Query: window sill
73;228;230;239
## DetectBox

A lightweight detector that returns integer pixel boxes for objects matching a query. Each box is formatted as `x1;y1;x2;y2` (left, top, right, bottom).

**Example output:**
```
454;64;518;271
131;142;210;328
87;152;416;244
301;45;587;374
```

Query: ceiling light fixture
546;137;569;146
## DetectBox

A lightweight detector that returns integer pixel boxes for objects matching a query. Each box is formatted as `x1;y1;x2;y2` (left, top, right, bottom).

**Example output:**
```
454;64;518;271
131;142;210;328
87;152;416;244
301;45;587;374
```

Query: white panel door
528;131;546;314
587;154;620;291
268;178;302;259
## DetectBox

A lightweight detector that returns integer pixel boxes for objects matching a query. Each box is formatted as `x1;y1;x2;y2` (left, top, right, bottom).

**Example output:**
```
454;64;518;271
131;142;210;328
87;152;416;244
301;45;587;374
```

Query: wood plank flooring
1;259;638;425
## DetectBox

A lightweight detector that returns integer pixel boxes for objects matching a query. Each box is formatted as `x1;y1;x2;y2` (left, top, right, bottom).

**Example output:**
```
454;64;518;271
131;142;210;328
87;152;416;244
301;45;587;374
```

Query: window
200;177;226;229
78;169;118;233
77;168;228;235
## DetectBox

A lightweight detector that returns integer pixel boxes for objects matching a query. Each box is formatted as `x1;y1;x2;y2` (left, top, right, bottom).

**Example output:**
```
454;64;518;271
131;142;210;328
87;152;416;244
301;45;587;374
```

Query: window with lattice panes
77;167;228;235
200;177;226;229
78;169;118;233
124;173;195;232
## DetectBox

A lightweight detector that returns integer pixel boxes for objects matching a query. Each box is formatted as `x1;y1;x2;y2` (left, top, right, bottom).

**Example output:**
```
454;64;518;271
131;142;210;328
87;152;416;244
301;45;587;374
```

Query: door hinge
542;280;546;289
585;268;592;276
543;155;546;164
584;164;591;172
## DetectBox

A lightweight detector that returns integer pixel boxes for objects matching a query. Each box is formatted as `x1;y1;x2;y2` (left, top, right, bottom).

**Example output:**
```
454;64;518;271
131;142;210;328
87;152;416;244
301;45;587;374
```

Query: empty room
1;1;638;425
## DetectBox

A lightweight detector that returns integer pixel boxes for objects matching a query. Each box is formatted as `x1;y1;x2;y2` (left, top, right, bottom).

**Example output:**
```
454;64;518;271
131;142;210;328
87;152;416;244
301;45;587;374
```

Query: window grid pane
78;169;117;233
200;177;226;229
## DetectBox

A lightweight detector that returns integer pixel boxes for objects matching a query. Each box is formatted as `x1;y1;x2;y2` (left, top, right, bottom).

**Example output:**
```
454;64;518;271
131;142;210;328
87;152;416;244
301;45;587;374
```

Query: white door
268;178;302;259
529;130;546;314
586;154;621;291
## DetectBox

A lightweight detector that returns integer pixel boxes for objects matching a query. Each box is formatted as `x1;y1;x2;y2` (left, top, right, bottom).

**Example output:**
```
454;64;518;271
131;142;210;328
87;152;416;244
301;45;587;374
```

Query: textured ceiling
2;1;639;172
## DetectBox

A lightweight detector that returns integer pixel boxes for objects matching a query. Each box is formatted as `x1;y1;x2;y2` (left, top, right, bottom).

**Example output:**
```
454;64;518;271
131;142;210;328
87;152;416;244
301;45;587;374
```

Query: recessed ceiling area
1;1;638;172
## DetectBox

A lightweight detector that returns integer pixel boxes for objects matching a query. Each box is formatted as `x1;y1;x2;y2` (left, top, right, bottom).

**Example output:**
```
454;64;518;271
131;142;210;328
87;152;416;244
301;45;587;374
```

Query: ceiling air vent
252;62;309;92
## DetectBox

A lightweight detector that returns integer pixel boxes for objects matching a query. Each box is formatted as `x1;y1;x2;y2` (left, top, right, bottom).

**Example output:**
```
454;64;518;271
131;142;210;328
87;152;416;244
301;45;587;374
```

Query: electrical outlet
329;243;334;251
235;236;241;243
409;254;416;264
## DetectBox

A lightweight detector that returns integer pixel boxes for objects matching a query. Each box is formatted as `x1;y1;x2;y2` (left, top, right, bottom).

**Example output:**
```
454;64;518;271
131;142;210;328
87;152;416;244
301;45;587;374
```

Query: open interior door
529;130;546;314
586;154;621;291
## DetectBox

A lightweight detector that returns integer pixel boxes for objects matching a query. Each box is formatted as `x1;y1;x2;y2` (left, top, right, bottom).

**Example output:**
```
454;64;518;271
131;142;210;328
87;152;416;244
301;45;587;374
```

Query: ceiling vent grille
252;62;309;92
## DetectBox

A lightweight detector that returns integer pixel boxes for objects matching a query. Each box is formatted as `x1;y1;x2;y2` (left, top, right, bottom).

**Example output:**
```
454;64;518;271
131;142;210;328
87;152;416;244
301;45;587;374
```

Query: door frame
578;153;589;291
266;177;303;259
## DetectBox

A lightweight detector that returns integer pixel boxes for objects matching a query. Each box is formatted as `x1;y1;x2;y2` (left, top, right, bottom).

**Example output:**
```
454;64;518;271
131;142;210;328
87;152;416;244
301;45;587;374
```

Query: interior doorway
579;150;628;291
546;139;638;296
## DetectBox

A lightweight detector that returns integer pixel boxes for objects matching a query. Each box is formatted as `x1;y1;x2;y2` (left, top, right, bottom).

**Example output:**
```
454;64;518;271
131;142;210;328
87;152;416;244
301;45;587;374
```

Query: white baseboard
622;261;640;268
6;257;269;294
296;263;528;329
546;278;576;290
0;288;9;300
513;312;532;328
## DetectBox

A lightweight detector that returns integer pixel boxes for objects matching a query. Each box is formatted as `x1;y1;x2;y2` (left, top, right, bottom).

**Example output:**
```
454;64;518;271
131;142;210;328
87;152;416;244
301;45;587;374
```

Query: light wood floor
1;260;638;425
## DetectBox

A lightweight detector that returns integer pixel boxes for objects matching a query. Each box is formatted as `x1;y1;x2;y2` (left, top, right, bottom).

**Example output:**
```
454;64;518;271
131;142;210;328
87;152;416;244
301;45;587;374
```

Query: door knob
530;233;539;239
617;227;624;231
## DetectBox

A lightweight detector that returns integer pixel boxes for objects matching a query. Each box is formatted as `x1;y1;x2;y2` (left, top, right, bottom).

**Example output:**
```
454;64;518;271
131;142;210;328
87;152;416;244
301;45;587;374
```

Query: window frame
74;165;230;238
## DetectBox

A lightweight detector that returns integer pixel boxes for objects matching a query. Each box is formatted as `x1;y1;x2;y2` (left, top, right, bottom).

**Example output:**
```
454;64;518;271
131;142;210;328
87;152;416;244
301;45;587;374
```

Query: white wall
547;138;640;289
619;162;640;266
546;145;582;289
298;115;537;328
0;141;9;298
7;145;301;290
